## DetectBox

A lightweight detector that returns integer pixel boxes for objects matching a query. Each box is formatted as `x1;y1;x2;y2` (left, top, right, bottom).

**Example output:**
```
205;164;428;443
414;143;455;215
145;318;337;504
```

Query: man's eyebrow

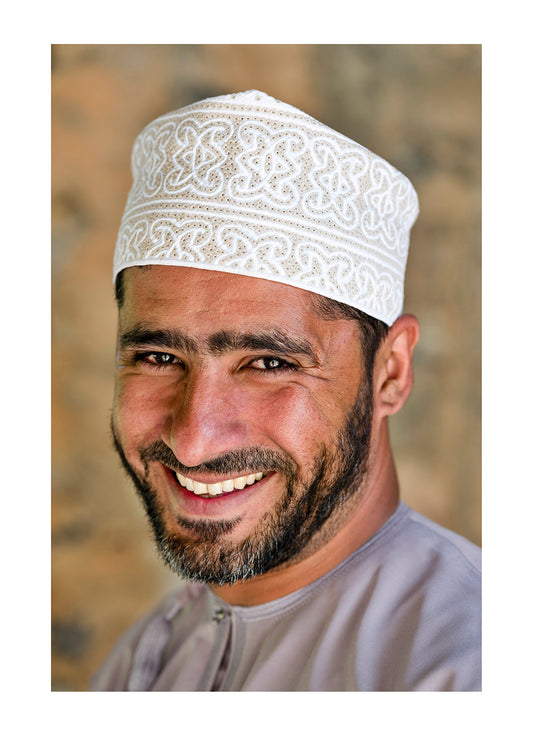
120;325;317;360
208;330;317;359
120;326;199;354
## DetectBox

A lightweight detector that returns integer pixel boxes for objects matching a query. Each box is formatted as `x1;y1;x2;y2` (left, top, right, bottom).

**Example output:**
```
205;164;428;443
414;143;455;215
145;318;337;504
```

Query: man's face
112;266;375;585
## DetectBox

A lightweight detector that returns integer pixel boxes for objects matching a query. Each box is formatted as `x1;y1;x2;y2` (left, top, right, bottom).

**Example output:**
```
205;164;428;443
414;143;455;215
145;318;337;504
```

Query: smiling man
92;91;481;691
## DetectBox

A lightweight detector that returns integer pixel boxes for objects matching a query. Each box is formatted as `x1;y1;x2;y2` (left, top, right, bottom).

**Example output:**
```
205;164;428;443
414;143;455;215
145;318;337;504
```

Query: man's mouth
173;470;265;498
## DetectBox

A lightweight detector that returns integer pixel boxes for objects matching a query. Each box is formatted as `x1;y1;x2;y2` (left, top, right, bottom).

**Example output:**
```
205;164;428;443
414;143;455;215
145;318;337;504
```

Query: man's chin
154;522;276;586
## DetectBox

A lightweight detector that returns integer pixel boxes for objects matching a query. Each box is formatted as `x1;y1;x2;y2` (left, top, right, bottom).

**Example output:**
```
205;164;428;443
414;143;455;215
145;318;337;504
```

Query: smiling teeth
176;471;264;497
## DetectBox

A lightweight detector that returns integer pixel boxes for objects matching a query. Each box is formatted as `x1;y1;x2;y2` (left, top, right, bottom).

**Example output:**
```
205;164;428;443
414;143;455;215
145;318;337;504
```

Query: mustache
139;439;296;478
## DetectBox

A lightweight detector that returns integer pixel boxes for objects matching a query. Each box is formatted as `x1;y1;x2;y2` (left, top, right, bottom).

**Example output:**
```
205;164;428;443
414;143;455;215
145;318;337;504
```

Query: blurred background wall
51;43;481;691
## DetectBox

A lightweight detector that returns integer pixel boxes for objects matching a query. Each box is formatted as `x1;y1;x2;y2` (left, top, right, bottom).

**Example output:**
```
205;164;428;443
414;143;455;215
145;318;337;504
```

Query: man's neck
211;424;400;607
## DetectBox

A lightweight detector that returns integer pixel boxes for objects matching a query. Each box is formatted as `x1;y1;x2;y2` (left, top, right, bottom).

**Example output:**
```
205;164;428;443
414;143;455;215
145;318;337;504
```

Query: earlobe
375;314;419;418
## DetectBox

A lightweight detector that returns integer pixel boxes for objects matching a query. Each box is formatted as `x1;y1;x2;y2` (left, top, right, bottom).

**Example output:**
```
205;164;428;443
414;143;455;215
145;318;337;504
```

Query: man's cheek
114;378;168;436
259;385;334;454
113;392;150;459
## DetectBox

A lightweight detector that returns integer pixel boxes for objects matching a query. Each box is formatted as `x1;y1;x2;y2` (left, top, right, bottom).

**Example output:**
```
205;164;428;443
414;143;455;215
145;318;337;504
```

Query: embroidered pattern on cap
113;90;419;325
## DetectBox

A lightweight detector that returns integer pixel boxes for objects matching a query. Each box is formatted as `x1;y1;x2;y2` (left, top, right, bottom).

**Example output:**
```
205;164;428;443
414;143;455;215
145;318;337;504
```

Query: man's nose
161;366;248;469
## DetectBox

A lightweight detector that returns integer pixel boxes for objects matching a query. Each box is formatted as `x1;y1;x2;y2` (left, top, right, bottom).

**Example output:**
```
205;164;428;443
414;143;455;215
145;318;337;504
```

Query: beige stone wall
52;44;481;690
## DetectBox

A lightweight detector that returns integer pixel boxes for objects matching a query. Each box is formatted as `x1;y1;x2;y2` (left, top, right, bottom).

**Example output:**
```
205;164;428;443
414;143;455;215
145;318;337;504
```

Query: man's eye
135;352;180;368
252;357;297;371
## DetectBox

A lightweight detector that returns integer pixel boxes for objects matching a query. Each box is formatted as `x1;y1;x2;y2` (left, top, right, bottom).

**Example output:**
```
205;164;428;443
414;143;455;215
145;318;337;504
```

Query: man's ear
374;314;419;418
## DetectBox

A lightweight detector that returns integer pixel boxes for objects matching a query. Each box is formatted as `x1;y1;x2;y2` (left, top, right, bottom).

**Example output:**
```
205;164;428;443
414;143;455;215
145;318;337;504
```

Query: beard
111;379;373;586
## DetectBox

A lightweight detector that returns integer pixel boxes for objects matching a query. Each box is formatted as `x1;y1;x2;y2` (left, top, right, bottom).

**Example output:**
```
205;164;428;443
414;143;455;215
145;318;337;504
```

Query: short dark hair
115;268;389;378
115;268;127;309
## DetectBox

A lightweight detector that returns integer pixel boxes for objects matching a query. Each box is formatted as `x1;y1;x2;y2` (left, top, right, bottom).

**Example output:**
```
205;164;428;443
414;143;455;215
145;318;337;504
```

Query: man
92;90;481;691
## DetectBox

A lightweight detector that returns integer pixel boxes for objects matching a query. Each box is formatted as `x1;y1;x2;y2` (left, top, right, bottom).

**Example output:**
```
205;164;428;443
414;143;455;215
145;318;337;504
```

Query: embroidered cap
113;90;419;325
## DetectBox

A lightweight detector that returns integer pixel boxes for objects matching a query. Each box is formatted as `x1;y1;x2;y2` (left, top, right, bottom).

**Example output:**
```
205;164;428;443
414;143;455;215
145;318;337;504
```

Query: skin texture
112;266;419;606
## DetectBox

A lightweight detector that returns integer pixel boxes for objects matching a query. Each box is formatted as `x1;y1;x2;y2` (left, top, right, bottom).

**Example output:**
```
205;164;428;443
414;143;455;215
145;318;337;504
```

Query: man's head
110;91;419;589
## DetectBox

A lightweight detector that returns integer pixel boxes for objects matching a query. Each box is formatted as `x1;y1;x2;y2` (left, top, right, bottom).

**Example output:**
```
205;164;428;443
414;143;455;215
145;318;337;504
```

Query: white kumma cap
113;90;419;325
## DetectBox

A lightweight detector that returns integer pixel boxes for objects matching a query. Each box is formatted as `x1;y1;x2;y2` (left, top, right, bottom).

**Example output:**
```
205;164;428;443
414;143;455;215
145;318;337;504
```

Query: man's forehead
121;265;324;320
